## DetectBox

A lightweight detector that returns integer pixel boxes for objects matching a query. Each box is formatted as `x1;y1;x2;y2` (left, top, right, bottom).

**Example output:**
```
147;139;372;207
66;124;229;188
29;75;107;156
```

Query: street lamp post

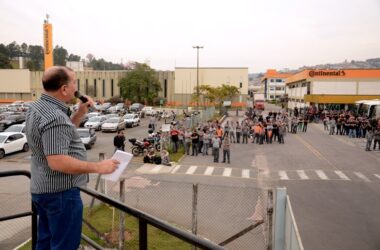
193;46;203;112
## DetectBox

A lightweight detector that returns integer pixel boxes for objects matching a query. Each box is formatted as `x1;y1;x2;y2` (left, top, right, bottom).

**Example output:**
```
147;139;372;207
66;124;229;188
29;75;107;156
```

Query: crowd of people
320;110;380;151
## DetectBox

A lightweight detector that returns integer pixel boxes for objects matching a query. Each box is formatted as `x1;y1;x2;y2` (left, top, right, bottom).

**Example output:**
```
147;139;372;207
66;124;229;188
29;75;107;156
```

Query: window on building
270;87;275;91
164;79;167;98
94;79;97;97
276;79;282;82
270;79;274;82
85;79;88;95
240;82;242;88
111;79;114;97
102;80;106;97
77;79;80;91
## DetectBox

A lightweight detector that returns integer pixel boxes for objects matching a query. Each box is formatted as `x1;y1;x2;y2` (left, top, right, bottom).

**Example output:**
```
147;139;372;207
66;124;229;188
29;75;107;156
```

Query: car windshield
0;135;7;143
5;126;23;132
89;117;102;122
106;118;119;123
78;131;90;138
124;114;134;119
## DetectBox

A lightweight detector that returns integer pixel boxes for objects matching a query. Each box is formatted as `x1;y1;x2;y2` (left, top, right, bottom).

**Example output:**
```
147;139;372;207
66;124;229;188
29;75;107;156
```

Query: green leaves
118;63;162;104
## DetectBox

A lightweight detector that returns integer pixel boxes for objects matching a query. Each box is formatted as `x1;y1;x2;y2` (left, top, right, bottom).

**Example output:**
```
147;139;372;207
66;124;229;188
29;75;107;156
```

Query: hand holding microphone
74;91;93;109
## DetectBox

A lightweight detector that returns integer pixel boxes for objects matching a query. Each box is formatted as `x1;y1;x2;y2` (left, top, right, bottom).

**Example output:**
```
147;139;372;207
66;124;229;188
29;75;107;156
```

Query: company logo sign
44;25;51;55
308;70;346;77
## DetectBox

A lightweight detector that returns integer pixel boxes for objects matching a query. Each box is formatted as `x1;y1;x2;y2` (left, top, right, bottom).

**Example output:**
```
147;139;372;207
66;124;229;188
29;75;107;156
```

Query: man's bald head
42;66;74;91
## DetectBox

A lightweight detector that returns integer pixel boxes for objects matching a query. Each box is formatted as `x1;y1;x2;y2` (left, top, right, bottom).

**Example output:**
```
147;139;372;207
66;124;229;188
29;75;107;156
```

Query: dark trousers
32;188;83;250
213;147;219;162
192;143;198;156
236;132;241;143
223;149;230;163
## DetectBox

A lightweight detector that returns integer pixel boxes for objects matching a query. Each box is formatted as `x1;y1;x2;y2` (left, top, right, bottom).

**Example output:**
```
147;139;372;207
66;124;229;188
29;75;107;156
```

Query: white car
142;106;156;116
0;132;29;159
101;118;126;132
84;116;107;131
123;113;140;127
4;124;26;133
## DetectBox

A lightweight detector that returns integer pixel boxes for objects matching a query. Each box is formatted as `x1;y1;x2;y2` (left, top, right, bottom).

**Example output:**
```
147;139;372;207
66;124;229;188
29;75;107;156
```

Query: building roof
261;69;293;82
286;69;380;85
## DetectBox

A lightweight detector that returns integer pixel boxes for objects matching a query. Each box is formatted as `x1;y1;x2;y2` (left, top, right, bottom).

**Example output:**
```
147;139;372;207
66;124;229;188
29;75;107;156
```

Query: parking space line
204;166;214;176
186;166;198;175
374;174;380;179
334;170;350;181
242;169;250;178
354;172;371;182
279;171;289;180
297;170;309;180
316;170;328;180
222;168;232;177
151;165;163;173
170;165;181;173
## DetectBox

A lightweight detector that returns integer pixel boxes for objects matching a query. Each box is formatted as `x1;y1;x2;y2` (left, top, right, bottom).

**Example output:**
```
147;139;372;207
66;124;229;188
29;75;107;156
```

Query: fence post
191;183;198;250
267;190;274;250
119;179;125;250
89;153;105;213
273;187;287;250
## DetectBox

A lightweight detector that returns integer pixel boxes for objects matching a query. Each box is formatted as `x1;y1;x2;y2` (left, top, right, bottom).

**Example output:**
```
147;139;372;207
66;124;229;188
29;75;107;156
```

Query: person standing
242;123;249;144
170;126;180;153
191;129;199;156
114;131;125;152
184;128;192;155
365;127;374;151
25;66;119;250
149;115;156;131
235;121;242;143
211;133;221;163
222;135;231;164
229;121;236;143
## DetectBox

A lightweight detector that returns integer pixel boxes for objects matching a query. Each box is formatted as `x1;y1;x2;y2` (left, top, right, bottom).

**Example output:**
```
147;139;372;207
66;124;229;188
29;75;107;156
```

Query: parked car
0;132;29;159
77;128;97;149
86;112;101;119
123;113;140;127
0;114;26;131
101;117;126;132
84;116;107;131
142;106;156;116
130;103;144;112
4;124;26;133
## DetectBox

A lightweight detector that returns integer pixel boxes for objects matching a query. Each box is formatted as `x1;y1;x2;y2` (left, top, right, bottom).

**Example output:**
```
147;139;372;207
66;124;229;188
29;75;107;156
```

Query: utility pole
193;46;203;112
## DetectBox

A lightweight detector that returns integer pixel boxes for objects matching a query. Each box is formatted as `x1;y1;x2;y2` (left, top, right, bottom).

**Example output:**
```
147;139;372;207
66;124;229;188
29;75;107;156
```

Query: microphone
74;91;88;103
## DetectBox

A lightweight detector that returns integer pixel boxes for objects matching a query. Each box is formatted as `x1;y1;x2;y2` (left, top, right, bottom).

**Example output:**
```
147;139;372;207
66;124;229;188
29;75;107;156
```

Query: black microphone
74;91;88;103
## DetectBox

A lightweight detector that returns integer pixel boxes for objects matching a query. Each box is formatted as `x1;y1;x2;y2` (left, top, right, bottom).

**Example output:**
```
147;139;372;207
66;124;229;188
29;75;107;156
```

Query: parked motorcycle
128;138;152;156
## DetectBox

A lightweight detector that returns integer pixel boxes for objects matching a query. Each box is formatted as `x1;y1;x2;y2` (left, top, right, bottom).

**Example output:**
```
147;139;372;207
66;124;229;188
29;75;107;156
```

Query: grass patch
82;204;192;249
168;146;185;162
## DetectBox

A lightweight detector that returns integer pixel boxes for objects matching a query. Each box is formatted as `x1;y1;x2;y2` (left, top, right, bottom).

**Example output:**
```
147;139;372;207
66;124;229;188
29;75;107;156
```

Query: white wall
0;69;30;93
313;81;356;95
358;81;380;95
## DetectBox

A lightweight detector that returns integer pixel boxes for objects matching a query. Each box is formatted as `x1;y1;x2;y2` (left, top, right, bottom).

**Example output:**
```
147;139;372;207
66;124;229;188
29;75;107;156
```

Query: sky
1;0;380;73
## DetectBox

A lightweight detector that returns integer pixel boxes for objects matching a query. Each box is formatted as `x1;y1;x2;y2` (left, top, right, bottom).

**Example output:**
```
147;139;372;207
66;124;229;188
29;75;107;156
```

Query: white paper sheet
101;150;133;182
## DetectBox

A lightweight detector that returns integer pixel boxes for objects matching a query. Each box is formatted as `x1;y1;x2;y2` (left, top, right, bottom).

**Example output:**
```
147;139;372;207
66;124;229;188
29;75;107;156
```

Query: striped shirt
25;93;88;194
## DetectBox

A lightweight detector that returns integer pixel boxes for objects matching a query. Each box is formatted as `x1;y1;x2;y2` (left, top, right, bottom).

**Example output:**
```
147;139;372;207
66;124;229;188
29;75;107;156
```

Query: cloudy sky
1;0;379;73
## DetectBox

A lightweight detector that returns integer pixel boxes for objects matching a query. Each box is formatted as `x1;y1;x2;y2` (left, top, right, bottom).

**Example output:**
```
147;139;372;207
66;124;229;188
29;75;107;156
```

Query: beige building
0;67;248;105
173;67;248;105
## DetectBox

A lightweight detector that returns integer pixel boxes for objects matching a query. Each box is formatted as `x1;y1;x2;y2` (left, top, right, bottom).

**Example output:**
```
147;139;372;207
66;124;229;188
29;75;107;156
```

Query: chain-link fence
83;176;270;250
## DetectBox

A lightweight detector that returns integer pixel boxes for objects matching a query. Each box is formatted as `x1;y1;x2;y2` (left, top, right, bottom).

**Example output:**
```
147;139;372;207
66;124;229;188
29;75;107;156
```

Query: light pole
193;46;203;112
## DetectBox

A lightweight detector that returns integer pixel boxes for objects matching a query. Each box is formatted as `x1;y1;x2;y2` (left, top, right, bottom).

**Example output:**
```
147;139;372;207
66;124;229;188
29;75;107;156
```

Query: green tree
0;44;11;69
68;53;81;61
7;41;21;58
53;45;68;66
28;45;44;70
118;63;161;104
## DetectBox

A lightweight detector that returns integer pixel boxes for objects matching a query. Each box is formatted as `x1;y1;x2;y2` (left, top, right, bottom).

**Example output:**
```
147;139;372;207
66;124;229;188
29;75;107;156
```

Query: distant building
285;69;380;110
261;69;293;100
66;61;84;71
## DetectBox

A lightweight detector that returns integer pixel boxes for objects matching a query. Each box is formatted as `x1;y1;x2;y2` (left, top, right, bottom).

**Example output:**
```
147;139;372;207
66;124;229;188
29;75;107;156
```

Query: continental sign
43;23;53;69
308;70;346;77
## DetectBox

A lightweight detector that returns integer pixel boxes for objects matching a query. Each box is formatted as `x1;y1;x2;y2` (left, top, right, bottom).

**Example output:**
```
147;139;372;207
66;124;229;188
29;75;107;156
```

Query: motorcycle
128;138;153;156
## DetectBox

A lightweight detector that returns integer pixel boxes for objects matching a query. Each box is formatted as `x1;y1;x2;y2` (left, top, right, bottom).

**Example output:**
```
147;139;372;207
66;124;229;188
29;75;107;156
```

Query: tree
53;45;68;66
0;44;11;69
7;41;21;59
68;54;81;61
118;63;161;104
192;84;240;110
28;45;44;70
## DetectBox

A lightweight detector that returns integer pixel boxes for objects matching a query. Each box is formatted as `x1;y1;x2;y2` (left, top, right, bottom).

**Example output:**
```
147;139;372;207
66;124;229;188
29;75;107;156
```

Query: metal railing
0;170;37;250
0;170;224;250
